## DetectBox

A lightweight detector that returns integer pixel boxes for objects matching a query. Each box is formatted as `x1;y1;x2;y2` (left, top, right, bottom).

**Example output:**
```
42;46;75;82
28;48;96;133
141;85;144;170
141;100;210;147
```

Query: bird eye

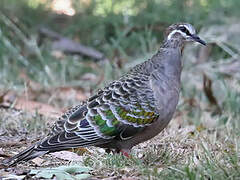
179;26;191;35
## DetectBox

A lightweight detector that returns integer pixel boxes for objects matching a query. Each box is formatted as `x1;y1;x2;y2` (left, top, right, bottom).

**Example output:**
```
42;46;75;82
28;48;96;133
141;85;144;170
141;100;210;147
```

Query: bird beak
191;34;206;46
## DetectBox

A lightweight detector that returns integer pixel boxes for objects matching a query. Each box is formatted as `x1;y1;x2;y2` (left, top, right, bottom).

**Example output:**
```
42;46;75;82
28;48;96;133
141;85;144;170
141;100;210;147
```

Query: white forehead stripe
167;29;188;40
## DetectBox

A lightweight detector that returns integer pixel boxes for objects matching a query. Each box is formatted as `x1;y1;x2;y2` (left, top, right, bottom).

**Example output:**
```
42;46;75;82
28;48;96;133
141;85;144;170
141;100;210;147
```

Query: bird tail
1;129;110;167
2;143;48;167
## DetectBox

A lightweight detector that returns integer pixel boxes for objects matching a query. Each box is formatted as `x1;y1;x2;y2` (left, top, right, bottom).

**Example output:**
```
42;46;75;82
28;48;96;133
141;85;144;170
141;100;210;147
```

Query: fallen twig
39;27;107;61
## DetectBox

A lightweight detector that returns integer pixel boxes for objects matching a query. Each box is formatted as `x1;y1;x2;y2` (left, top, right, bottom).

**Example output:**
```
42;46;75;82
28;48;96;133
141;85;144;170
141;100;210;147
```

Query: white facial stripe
167;29;188;40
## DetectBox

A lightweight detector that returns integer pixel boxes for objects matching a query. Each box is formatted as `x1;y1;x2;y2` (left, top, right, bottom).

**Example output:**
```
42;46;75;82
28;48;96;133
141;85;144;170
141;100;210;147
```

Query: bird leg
105;148;131;158
120;149;131;158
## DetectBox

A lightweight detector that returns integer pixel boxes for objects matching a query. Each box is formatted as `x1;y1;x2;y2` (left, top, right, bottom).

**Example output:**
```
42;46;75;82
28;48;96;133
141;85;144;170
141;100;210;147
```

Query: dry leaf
71;147;91;155
203;74;218;106
50;151;83;161
0;91;10;104
0;148;10;158
1;91;62;118
14;98;62;118
203;73;221;114
31;157;45;166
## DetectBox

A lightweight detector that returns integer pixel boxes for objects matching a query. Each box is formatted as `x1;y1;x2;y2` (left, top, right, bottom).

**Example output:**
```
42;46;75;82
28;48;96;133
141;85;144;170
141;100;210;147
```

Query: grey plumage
2;23;206;166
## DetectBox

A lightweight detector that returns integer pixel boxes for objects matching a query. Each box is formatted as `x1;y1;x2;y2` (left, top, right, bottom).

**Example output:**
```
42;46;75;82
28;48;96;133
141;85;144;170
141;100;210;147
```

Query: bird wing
33;73;159;152
83;72;159;137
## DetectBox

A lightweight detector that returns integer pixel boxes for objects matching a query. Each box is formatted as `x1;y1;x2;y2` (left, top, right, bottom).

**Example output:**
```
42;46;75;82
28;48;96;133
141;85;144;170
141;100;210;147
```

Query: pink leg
120;149;131;158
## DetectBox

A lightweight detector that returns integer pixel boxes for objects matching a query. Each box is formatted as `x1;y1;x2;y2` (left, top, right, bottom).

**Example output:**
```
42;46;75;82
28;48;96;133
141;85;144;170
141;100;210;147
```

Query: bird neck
131;38;184;79
162;38;185;51
146;40;184;82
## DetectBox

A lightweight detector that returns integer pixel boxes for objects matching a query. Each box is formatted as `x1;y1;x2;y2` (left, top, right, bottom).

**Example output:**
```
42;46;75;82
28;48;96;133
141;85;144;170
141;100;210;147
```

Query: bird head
165;23;206;45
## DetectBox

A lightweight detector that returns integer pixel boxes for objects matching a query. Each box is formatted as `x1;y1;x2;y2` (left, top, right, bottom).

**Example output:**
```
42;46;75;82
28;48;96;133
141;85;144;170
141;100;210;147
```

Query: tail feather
1;132;109;166
2;143;48;167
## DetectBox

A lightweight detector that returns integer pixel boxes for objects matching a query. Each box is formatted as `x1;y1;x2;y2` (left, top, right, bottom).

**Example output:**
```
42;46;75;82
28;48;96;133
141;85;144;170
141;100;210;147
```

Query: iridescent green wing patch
90;103;158;137
115;106;158;126
92;110;120;137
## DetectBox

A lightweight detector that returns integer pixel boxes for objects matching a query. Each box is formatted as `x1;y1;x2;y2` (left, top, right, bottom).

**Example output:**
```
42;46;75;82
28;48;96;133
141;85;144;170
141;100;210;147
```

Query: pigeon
2;23;206;166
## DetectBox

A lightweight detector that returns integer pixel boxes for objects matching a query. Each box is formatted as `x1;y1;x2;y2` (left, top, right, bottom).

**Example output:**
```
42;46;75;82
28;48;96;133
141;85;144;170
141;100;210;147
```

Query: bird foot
120;149;131;158
105;148;131;158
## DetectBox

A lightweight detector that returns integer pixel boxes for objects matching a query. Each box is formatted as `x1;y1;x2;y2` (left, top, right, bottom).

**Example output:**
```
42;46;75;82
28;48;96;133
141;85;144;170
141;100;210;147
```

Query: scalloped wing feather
50;73;158;143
